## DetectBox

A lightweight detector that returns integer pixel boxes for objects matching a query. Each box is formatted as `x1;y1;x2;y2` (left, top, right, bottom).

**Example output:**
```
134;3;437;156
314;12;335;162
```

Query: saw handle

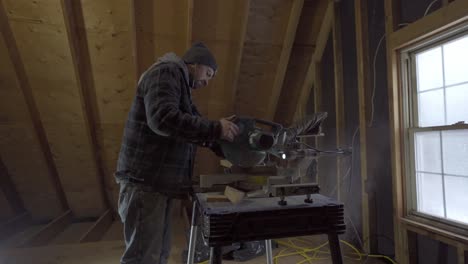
253;118;283;134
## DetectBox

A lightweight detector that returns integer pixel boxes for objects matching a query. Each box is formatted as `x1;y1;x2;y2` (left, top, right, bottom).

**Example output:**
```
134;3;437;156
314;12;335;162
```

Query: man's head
182;42;217;89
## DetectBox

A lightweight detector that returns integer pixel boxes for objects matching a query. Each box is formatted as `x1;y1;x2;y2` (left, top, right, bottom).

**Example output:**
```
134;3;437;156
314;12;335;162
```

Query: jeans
118;182;173;264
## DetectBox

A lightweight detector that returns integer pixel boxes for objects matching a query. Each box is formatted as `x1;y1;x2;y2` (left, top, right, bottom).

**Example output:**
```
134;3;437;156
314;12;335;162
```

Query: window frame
400;21;468;231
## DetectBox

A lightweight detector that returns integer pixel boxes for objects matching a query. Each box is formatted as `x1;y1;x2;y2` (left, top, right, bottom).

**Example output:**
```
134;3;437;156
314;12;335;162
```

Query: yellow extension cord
196;237;397;264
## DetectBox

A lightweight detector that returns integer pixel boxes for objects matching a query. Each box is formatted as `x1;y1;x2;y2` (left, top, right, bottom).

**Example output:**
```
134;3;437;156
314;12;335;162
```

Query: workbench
186;193;346;264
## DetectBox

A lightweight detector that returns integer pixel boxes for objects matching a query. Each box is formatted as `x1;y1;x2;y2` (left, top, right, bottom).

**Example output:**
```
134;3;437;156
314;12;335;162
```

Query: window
402;26;468;226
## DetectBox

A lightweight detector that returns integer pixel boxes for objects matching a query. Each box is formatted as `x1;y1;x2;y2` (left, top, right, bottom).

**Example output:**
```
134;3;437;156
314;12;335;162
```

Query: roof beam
186;0;194;49
0;156;25;215
293;0;334;121
60;0;111;211
0;0;68;212
20;210;72;247
131;0;155;79
265;0;304;120
79;209;113;243
230;0;251;113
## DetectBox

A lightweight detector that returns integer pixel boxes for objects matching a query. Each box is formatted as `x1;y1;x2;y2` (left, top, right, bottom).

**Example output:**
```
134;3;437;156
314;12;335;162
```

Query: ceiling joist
0;0;69;213
265;0;304;121
60;0;111;212
294;0;334;121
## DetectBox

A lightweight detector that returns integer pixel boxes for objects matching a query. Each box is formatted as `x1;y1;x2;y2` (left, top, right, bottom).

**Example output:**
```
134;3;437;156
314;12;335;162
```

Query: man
115;42;240;264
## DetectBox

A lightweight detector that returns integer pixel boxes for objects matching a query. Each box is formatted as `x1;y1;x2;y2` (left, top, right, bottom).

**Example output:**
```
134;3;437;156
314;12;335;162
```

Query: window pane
415;131;442;173
417;172;444;217
418;89;445;127
416;47;443;91
446;83;468;125
442;129;468;176
443;35;468;86
445;176;468;224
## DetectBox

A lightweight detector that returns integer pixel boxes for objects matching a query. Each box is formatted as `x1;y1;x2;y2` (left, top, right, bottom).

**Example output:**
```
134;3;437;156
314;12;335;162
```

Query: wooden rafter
293;0;334;121
0;156;25;214
79;209;113;243
265;0;304;120
60;0;111;212
186;0;194;49
131;0;155;79
0;0;69;212
230;0;251;113
20;210;72;247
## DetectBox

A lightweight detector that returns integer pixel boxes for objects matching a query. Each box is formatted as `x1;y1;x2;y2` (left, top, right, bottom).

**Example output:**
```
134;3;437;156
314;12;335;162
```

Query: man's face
191;64;215;89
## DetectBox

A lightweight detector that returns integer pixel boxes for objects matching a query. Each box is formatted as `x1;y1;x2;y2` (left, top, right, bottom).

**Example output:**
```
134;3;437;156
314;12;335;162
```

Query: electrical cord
272;238;398;264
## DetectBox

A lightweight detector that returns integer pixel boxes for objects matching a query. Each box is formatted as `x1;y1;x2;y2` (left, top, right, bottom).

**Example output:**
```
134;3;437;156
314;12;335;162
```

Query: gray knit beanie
182;42;218;72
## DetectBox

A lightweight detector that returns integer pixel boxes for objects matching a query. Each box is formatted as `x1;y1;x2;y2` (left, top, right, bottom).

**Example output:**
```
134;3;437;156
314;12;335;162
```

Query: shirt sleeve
142;65;221;141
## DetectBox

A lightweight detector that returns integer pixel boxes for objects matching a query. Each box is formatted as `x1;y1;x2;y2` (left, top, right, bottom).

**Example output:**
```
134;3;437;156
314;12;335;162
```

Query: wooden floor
0;202;386;264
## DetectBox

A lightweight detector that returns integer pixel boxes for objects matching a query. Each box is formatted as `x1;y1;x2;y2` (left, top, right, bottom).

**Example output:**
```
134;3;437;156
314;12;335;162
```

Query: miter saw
202;112;351;205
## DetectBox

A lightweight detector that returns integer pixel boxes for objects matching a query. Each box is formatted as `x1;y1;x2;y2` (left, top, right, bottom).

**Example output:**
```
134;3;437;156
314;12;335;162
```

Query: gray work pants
118;182;173;264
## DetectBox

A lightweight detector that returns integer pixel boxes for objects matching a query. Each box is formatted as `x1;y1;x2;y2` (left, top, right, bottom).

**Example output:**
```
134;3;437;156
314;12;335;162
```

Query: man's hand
219;115;240;142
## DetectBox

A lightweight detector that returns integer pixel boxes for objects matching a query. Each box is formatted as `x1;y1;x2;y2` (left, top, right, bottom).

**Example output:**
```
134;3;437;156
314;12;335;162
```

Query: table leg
209;246;223;264
328;233;343;264
265;239;273;264
186;201;198;264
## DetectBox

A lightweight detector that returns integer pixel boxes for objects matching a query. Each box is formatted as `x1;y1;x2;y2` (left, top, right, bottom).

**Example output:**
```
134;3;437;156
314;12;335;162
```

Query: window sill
402;214;468;245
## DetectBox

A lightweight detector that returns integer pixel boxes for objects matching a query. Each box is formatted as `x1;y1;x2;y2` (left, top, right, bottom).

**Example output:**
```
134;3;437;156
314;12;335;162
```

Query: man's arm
143;66;221;141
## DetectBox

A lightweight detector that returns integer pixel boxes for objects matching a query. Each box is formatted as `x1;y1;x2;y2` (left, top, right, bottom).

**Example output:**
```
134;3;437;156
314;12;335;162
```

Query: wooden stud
384;0;407;262
224;186;245;204
390;0;468;49
60;0;111;212
79;210;113;243
407;230;419;264
332;1;345;201
0;156;25;215
20;210;72;247
0;0;69;212
293;0;334;121
265;0;304;120
457;243;466;264
313;63;322;153
354;0;371;253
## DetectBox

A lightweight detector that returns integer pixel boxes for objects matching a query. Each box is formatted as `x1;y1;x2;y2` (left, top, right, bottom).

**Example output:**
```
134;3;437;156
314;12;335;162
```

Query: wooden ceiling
0;0;330;222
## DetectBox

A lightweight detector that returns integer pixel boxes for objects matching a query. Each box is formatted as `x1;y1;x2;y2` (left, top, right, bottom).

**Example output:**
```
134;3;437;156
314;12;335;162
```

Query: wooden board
0;15;63;221
0;224;44;250
80;0;136;207
101;221;123;241
51;222;94;245
4;0;106;218
235;0;294;120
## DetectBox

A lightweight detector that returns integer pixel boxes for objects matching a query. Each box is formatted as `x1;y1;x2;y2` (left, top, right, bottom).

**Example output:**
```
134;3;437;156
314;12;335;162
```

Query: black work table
187;193;346;264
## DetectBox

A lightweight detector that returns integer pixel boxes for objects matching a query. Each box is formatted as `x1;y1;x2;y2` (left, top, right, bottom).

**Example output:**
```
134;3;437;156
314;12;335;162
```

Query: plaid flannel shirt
115;53;221;196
